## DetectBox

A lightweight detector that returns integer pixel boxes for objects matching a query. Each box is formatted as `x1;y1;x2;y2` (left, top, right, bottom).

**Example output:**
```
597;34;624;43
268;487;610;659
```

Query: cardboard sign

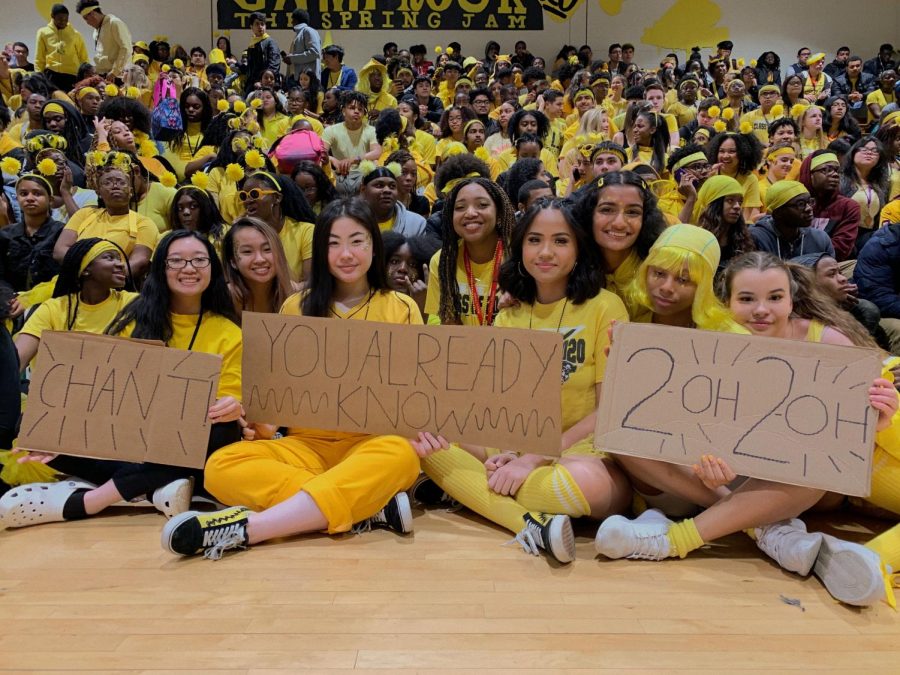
595;323;883;496
242;312;563;454
19;332;222;469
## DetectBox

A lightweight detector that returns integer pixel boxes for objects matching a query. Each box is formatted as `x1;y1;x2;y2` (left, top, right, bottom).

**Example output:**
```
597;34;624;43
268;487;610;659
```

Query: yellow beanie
764;180;808;212
691;175;743;224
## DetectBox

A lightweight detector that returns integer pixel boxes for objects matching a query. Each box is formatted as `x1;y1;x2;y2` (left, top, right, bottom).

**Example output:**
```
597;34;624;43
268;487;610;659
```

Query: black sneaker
516;513;576;563
409;475;458;508
353;492;413;534
162;506;251;559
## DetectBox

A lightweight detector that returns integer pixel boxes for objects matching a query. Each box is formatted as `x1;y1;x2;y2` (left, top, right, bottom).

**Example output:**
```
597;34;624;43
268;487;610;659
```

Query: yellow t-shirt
278;218;314;282
161;122;209;181
424;247;502;327
866;89;896;123
605;250;651;322
490;147;559;180
115;311;243;400
260;113;291;147
206;166;242;225
64;208;159;255
734;172;763;209
666;101;697;128
494;290;629;430
410;129;437;167
740;108;778;146
21;290;139;340
136;182;178;234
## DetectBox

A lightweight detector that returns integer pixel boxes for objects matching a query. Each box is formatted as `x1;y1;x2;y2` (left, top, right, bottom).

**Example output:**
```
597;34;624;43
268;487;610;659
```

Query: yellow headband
42;102;66;116
79;5;98;16
79;240;119;274
76;86;99;99
575;88;595;100
463;119;484;135
15;173;55;197
810;152;838;171
766;145;796;160
807;52;825;65
442;172;481;195
248;170;281;192
672;151;708;172
591;145;626;164
881;110;900;127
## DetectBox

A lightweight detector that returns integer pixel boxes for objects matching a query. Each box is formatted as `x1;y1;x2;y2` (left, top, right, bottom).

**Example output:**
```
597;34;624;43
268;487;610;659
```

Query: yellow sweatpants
205;432;420;534
421;442;593;535
862;447;900;569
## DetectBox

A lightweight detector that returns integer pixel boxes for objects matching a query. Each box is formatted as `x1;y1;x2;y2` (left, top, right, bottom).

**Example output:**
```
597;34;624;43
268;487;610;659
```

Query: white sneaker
595;508;673;560
151;478;193;519
814;534;886;607
754;519;823;576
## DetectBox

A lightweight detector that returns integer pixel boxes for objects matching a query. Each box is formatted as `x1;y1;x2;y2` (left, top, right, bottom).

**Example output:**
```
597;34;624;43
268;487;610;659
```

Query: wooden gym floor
1;505;897;673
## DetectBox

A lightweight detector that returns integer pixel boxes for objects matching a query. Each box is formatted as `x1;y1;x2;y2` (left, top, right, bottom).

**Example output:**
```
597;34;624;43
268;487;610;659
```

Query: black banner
216;0;544;31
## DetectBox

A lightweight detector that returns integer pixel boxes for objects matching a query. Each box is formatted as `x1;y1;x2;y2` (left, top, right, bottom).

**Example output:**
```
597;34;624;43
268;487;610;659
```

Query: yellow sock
667;518;705;559
421;445;529;534
867;523;900;570
515;464;591;518
866;448;900;517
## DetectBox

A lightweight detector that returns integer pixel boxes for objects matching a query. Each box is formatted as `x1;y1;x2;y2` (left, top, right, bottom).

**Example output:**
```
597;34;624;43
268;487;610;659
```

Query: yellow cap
764;180;808;212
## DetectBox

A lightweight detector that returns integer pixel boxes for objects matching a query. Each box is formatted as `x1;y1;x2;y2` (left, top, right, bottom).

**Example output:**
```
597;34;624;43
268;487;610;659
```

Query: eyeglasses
165;256;211;270
99;178;129;188
857;147;879;155
238;188;278;202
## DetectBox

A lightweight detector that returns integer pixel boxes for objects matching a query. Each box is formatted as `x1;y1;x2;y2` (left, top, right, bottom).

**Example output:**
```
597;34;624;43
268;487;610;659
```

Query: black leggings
48;422;242;501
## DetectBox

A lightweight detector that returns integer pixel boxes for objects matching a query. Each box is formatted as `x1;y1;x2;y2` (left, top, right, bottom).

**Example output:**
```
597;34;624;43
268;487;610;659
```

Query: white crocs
0;480;96;529
151;478;194;519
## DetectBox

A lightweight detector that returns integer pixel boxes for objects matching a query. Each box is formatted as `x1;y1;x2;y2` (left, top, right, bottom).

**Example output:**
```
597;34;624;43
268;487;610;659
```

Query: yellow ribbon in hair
809;152;839;171
442;171;481;195
672;151;708;172
43;102;66;116
79;240;119;274
76;86;99;99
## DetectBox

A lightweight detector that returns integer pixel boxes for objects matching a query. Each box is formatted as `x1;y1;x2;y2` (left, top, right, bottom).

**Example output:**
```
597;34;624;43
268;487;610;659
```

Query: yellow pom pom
382;136;399;154
139;139;157;157
153;35;169;43
790;103;806;118
173;59;184;70
751;59;759;67
246;121;260;134
252;136;267;150
358;159;376;176
104;83;119;96
737;58;745;67
713;120;727;133
232;136;248;152
250;98;262;109
159;171;177;188
244;149;265;170
435;46;442;54
707;105;721;118
228;117;242;130
722;107;735;120
111;153;131;171
126;86;140;99
474;147;490;162
386;161;402;178
216;99;229;113
190;171;210;190
0;156;22;175
445;142;467;157
770;104;784;118
37;158;58;176
162;64;171;73
568;55;579;65
739;120;753;135
233;100;247;114
225;163;244;182
88;150;106;167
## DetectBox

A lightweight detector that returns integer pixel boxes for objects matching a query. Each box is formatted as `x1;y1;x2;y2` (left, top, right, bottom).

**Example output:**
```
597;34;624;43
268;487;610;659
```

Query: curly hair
436;177;515;324
508;108;549;144
706;131;764;176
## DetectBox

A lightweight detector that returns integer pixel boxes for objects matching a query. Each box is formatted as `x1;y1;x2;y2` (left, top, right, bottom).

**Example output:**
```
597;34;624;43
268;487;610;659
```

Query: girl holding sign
419;198;633;564
1;231;244;529
163;199;448;560
595;250;897;607
424;177;515;327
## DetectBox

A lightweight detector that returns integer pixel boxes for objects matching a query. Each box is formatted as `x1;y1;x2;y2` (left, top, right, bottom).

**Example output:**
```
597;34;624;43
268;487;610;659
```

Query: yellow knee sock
867;523;900;570
667;518;705;559
515;464;591;518
421;445;529;534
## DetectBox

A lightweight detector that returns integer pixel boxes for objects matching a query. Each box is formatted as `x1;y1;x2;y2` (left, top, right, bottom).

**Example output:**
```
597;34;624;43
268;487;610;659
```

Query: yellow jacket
35;21;88;76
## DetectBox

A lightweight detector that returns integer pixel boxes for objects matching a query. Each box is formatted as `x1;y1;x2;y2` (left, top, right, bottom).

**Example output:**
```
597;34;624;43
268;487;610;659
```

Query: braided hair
53;237;131;330
436;177;515;324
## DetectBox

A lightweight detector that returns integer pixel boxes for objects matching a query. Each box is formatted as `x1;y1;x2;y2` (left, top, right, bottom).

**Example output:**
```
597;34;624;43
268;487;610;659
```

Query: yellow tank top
805;319;826;343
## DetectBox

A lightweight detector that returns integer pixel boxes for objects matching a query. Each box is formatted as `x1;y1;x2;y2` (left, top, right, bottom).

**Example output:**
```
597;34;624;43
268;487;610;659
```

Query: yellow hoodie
35;21;88;76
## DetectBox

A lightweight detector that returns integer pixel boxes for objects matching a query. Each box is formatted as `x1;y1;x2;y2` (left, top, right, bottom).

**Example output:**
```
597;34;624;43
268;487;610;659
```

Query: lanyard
462;240;503;326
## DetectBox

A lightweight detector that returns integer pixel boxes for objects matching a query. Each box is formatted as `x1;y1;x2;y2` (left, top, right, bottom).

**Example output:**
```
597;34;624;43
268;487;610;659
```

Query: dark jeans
48;421;242;501
851;298;891;352
44;70;77;93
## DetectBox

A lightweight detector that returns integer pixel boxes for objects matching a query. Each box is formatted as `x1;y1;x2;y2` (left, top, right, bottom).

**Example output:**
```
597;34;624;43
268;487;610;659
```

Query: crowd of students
1;3;899;609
